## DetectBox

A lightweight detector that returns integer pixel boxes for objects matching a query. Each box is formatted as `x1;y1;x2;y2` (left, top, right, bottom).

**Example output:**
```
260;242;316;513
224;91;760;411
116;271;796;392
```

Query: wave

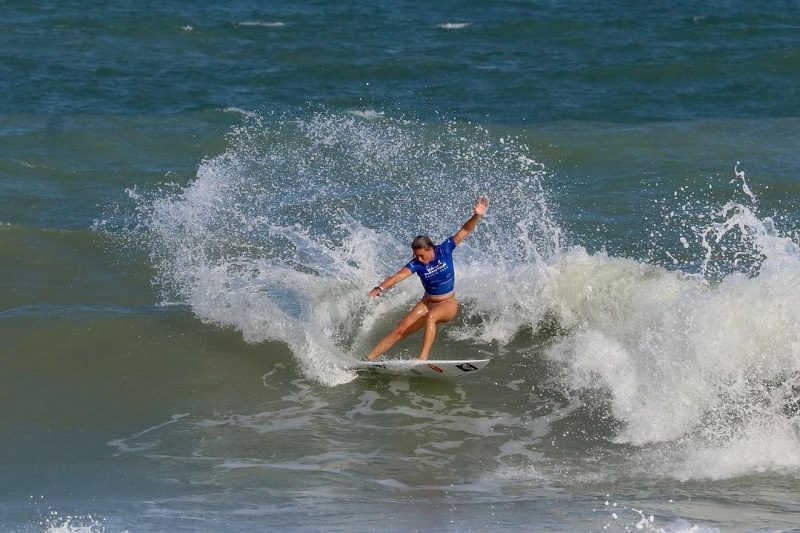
222;107;259;118
540;169;800;478
236;21;286;28
438;22;470;30
542;247;800;474
105;110;800;479
345;109;384;120
112;112;557;385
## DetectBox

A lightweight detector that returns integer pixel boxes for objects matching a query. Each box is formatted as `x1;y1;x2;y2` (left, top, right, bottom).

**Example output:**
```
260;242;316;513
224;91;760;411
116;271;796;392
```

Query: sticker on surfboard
349;358;490;378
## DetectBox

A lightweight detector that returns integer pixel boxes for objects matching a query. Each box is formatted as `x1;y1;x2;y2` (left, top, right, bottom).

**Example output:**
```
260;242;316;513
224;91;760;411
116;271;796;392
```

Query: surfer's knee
425;315;439;330
428;305;455;325
394;318;418;337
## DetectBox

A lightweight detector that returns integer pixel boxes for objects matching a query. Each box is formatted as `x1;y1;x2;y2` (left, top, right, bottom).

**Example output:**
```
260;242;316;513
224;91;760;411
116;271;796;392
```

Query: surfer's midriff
423;291;455;303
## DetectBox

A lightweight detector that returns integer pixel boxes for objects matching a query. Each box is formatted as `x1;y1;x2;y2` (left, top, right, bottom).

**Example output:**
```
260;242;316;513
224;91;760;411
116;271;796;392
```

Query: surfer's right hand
368;286;384;297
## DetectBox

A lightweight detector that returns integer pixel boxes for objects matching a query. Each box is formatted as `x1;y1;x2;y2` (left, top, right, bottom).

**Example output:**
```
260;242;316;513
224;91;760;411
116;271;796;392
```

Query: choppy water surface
2;1;800;531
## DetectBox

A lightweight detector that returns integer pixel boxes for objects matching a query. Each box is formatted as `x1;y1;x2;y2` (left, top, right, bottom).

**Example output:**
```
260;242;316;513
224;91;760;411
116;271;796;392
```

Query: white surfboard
349;358;490;378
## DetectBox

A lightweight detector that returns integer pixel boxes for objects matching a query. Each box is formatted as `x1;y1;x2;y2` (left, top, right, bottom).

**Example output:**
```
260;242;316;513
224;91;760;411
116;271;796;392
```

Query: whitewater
95;112;800;491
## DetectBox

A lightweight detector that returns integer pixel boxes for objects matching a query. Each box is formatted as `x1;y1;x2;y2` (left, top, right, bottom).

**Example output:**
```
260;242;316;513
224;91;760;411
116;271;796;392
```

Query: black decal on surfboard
411;369;423;375
456;363;478;372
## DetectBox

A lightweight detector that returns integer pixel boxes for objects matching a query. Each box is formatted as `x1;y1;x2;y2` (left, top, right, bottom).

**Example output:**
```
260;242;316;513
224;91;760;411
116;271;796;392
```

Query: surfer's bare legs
417;299;458;361
366;302;428;361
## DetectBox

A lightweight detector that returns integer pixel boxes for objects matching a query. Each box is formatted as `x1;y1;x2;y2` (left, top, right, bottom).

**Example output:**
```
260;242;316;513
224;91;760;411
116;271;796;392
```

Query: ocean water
2;1;800;531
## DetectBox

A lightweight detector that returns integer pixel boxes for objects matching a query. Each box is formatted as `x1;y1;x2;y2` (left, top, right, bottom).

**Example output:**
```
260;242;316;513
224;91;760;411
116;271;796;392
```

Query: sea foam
130;111;556;385
121;111;800;478
537;170;800;478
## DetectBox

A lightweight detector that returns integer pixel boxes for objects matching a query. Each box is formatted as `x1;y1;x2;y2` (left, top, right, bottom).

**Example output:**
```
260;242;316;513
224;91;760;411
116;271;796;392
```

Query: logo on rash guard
423;261;448;278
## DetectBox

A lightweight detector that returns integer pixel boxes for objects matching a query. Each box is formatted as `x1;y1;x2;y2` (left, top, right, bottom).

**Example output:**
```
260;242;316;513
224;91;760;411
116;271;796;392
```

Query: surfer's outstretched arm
453;195;489;245
368;267;413;297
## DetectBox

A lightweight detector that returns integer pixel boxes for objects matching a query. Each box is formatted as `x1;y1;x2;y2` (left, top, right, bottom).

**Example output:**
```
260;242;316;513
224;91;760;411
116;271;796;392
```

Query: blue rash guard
405;236;457;296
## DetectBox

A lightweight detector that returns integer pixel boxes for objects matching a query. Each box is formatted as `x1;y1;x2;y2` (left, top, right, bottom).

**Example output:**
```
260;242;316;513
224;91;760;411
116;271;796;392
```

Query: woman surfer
365;196;489;361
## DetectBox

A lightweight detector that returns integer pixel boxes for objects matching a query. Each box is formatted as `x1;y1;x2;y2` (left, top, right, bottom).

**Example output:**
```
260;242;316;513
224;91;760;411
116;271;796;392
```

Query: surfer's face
413;246;435;265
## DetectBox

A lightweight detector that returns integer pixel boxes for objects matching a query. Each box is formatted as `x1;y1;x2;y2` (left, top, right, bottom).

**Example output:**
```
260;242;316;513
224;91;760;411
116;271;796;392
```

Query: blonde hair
411;235;434;250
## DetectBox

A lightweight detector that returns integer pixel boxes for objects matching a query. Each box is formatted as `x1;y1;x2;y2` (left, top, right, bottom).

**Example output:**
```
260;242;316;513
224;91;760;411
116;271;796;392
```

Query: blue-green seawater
2;2;800;531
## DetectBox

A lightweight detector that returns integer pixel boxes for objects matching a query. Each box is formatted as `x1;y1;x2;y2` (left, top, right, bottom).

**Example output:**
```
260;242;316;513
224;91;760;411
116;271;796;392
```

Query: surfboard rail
348;358;491;378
